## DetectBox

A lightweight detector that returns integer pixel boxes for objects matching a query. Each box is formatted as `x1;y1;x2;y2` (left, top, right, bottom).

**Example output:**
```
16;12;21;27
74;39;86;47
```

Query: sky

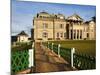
11;0;96;36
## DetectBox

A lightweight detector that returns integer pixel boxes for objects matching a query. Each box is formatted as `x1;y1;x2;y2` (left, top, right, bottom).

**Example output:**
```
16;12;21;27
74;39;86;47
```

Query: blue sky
11;0;96;36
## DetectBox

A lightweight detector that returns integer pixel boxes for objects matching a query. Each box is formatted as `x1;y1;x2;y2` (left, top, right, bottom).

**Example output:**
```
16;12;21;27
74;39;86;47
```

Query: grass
49;40;96;57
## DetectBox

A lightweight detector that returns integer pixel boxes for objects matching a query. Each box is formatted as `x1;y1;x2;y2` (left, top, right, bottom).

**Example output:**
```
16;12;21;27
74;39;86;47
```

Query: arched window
43;32;48;38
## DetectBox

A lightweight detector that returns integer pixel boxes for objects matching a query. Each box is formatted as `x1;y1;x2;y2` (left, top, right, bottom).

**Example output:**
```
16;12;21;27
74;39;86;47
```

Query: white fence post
52;43;54;52
28;49;34;67
28;42;34;68
58;44;61;57
71;48;75;68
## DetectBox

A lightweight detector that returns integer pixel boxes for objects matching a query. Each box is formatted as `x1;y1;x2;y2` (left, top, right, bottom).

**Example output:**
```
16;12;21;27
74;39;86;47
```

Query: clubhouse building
33;12;96;41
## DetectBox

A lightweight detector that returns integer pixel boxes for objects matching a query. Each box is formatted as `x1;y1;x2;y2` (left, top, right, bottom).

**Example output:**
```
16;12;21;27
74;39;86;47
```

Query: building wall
83;25;89;39
83;21;96;40
54;19;66;40
33;13;96;41
88;21;96;40
34;18;54;41
17;36;28;42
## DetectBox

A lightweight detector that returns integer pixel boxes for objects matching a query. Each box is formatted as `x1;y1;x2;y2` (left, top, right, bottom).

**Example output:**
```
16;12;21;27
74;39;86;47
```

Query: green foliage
12;43;32;51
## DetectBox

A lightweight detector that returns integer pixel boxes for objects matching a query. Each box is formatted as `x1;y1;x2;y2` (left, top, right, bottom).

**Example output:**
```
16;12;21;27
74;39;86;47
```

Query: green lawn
49;40;96;57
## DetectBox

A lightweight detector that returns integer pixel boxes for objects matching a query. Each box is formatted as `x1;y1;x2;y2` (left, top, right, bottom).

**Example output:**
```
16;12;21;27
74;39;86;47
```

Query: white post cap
72;48;75;53
58;44;61;47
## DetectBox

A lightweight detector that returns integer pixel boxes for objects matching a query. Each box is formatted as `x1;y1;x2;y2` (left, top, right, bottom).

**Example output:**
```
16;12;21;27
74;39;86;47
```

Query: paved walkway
34;43;74;73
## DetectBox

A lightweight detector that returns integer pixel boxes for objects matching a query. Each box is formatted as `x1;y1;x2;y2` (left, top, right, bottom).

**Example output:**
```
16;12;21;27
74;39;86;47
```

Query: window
43;23;48;29
60;33;63;37
43;32;48;38
87;33;89;38
60;24;64;29
60;16;64;19
57;32;59;38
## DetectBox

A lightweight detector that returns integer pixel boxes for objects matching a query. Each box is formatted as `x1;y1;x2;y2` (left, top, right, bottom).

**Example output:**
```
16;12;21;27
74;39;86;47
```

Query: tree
92;16;96;22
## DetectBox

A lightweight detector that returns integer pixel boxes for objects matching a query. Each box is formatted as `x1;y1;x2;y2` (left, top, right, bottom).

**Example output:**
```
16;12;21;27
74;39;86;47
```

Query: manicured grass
49;40;96;57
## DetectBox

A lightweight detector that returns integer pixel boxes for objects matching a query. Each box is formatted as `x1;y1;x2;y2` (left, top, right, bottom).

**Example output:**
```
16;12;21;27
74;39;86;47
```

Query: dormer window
60;16;64;19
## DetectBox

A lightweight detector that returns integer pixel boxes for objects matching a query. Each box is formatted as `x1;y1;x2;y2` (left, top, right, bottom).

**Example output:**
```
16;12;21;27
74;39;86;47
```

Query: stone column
72;24;74;40
69;29;71;39
75;30;77;40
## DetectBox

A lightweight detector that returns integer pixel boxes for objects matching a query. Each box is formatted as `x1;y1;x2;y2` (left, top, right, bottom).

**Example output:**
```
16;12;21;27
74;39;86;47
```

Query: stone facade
33;12;96;41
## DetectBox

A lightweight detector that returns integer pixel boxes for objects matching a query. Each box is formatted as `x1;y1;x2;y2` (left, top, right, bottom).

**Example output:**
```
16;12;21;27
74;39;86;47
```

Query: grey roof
67;14;83;21
84;21;90;24
17;31;28;36
57;13;64;16
84;20;95;24
39;11;49;14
